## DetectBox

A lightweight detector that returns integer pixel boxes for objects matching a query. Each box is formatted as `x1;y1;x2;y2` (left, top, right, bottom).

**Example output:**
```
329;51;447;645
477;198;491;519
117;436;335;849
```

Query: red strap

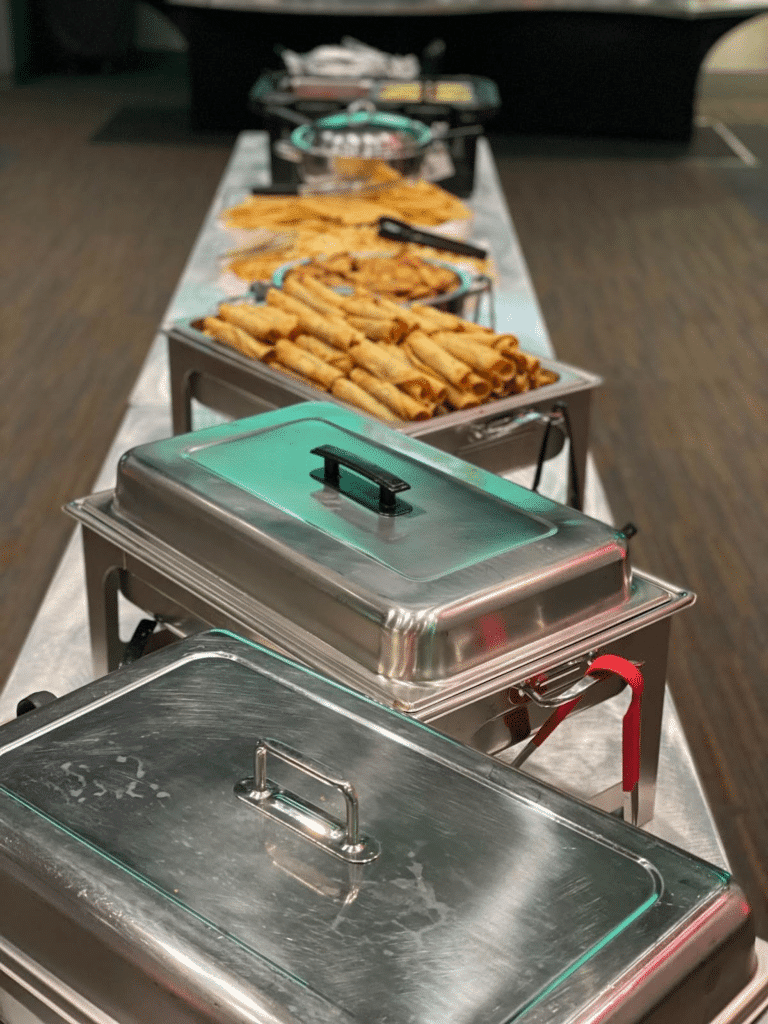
529;654;644;793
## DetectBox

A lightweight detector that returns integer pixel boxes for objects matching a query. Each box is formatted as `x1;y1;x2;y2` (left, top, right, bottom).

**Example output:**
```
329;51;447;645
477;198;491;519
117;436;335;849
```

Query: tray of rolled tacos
193;278;555;423
167;273;602;493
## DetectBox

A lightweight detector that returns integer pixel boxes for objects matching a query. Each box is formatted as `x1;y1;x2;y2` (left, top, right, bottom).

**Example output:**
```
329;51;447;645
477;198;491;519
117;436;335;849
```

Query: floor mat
91;105;237;146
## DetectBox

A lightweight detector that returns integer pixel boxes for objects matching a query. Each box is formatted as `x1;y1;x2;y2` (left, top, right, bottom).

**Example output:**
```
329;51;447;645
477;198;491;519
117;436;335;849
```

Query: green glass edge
509;892;660;1022
271;256;473;294
290;110;432;151
0;785;313;992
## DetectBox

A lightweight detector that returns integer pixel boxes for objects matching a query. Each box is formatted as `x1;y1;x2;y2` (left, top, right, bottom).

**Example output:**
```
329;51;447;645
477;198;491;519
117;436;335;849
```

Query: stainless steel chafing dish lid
0;633;755;1024
110;404;630;685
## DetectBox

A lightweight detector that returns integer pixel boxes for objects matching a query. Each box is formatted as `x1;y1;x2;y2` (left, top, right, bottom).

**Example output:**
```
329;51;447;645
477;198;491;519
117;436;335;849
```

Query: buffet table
2;132;767;1022
0;130;731;860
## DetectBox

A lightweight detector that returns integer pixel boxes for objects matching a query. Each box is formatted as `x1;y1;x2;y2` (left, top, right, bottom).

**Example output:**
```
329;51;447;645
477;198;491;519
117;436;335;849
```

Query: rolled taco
202;317;276;362
349;368;431;421
273;339;345;390
406;331;476;390
331;378;400;421
219;302;299;342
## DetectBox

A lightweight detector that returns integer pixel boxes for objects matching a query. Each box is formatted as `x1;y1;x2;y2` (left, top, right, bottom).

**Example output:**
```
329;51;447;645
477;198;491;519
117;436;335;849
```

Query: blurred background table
157;0;768;140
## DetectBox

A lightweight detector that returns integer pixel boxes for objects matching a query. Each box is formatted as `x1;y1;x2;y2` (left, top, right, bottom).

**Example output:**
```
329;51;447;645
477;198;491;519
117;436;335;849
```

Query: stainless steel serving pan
166;317;600;506
66;404;694;825
0;632;758;1024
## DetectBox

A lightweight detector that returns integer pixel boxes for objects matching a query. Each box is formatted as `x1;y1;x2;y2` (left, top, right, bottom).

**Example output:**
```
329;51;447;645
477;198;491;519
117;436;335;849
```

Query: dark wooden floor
493;98;768;935
1;58;767;935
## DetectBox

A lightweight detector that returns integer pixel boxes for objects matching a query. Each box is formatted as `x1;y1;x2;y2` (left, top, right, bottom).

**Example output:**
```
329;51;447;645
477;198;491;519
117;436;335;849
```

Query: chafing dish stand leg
81;529;125;678
168;333;285;436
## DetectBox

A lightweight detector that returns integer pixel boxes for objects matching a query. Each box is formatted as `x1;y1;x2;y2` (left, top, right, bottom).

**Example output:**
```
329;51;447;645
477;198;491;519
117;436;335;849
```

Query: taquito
331;378;400;421
219;302;299;342
202;318;275;362
273;340;344;390
349;368;431;421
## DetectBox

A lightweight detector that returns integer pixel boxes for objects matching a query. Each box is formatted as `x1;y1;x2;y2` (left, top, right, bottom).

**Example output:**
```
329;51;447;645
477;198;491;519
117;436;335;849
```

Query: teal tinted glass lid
184;414;554;582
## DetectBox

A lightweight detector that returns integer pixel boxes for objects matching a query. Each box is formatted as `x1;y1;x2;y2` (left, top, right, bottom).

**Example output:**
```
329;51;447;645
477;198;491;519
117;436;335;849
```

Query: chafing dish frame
68;488;694;827
0;630;761;1024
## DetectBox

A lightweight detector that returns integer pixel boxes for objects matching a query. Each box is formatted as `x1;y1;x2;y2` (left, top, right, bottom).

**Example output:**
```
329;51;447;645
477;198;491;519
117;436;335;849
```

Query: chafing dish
0;631;761;1024
66;403;694;826
270;252;485;316
166;317;600;509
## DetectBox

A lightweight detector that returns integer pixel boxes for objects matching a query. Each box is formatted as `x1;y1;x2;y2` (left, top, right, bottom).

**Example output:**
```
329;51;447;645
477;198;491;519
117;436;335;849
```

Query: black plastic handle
17;691;57;717
310;445;412;517
121;618;158;667
378;217;488;260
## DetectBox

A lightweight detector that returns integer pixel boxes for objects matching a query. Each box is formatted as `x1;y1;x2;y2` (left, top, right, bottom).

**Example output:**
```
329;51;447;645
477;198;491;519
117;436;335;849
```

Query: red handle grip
529;654;645;793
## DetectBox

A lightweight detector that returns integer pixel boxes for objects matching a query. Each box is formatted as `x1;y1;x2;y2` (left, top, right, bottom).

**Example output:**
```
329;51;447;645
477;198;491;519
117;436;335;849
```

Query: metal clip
465;408;552;446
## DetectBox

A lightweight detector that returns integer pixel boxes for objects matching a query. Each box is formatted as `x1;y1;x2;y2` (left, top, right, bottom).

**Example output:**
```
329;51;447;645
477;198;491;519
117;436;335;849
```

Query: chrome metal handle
235;738;381;864
346;99;377;114
465;408;551;445
516;653;601;708
273;138;303;163
518;672;604;709
516;655;642;708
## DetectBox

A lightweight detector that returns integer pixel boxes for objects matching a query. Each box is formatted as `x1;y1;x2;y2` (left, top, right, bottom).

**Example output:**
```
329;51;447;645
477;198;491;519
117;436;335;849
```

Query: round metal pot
275;109;434;190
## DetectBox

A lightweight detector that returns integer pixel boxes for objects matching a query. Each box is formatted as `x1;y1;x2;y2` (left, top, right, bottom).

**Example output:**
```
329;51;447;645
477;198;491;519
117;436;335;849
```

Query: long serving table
2;132;767;1019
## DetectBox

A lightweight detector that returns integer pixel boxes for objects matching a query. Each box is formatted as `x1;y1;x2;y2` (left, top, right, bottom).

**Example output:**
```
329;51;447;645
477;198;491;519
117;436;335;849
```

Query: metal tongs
511;654;645;825
378;216;488;260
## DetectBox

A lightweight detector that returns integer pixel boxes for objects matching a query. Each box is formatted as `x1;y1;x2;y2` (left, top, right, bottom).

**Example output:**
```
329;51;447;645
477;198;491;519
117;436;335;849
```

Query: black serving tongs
378;216;488;260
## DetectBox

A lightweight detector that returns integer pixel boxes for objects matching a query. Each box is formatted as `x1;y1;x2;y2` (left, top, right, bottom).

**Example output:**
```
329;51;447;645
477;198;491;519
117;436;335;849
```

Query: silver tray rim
166;314;603;437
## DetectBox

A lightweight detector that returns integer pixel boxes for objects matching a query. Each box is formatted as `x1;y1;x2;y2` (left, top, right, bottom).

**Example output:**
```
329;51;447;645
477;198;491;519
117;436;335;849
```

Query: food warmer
167;315;600;509
250;70;501;198
66;403;694;827
0;631;762;1024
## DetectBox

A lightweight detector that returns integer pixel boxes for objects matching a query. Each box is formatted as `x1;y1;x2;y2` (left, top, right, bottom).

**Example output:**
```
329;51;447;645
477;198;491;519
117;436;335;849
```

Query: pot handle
465;407;556;446
235;738;381;864
273;138;304;164
511;655;645;824
310;444;412;516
